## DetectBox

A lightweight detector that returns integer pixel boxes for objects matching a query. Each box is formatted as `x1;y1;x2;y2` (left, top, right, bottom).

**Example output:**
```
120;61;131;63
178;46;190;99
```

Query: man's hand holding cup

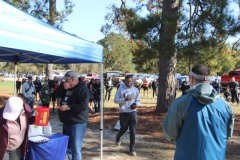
131;103;137;109
125;96;132;101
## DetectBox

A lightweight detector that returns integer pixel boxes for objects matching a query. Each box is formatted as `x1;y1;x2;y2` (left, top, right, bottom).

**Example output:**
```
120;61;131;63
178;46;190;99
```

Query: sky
60;1;239;44
58;0;122;43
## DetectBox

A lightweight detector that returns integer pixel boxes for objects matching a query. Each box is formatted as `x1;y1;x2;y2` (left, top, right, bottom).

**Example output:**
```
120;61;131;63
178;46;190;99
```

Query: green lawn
0;81;14;95
104;87;161;110
103;87;240;114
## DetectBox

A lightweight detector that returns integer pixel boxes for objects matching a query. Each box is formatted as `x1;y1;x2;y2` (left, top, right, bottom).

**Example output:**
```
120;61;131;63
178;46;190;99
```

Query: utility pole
187;2;192;72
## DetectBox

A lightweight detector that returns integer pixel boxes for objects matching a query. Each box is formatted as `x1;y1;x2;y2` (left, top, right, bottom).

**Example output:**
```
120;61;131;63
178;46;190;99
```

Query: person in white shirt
114;75;140;156
134;76;143;92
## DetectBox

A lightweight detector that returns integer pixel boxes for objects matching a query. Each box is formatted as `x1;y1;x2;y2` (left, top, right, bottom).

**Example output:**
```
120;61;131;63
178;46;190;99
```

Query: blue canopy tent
0;1;103;63
0;0;105;159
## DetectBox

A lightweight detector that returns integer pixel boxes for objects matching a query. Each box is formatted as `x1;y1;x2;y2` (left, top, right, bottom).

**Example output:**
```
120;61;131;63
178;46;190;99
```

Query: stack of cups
43;122;52;135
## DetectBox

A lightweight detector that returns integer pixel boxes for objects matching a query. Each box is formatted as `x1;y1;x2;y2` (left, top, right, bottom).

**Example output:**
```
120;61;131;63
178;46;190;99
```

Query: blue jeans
63;123;87;160
26;97;34;109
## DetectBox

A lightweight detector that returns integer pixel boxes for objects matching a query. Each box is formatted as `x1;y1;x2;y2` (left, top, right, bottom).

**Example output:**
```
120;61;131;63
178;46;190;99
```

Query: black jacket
33;80;42;92
181;81;190;95
229;81;239;91
58;79;89;124
152;81;157;90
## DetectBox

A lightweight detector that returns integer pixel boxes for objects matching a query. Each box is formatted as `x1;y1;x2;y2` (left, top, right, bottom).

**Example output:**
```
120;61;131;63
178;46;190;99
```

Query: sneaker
130;150;137;156
89;107;95;114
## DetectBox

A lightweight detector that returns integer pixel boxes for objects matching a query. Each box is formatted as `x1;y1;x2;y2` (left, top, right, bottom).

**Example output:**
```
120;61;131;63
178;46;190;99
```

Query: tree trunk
47;0;56;78
156;0;179;113
47;64;53;78
49;0;56;25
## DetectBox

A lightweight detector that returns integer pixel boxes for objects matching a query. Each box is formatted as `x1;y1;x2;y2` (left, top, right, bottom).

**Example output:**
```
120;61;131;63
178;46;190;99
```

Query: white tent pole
13;63;17;96
100;63;104;160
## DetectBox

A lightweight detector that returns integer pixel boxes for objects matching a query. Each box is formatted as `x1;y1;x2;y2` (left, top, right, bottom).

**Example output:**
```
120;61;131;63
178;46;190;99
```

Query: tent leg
13;63;17;96
100;63;104;160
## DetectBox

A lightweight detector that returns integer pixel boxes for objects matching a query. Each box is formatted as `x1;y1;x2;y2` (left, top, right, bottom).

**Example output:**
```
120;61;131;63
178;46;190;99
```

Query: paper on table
28;136;49;143
28;125;43;137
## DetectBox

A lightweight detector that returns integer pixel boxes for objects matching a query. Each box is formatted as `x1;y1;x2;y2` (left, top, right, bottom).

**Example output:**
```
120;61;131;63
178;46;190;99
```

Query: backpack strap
25;83;33;93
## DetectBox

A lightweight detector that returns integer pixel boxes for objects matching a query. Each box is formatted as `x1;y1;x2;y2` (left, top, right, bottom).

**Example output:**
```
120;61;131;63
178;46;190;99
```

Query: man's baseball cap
28;76;33;80
3;97;23;121
62;71;78;81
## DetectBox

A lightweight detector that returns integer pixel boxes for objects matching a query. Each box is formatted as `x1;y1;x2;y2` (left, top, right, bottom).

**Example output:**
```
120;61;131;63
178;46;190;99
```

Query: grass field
0;81;15;95
0;81;239;114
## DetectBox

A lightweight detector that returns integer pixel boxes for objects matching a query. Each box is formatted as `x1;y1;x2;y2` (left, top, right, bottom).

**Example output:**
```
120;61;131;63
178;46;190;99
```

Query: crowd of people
1;65;237;159
15;75;102;114
15;76;59;111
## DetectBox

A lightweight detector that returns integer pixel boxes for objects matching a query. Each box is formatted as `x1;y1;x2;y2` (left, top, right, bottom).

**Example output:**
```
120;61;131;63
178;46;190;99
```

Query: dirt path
82;129;168;160
49;111;174;160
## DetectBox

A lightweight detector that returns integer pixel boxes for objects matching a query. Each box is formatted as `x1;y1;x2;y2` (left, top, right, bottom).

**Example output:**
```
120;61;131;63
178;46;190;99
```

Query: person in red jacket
0;95;35;160
142;77;149;97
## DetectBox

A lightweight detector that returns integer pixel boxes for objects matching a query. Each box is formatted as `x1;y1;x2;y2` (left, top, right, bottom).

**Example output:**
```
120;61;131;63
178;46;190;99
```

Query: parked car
84;73;98;83
53;71;64;78
103;71;121;79
176;76;189;89
209;76;221;83
209;76;222;92
176;73;181;78
140;74;157;88
221;70;240;89
112;73;127;85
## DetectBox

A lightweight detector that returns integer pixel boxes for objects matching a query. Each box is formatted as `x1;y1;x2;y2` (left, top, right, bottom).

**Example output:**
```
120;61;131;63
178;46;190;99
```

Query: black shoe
116;136;121;147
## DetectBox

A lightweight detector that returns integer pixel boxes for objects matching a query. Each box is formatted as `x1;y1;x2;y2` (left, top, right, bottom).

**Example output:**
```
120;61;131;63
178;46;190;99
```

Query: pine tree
102;0;240;112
